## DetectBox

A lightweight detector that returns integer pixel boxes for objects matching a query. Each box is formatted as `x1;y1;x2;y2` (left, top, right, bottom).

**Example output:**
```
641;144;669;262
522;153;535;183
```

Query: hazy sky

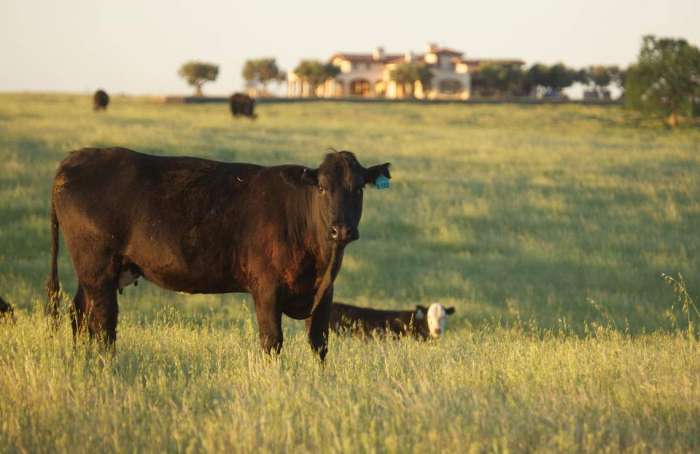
1;0;698;95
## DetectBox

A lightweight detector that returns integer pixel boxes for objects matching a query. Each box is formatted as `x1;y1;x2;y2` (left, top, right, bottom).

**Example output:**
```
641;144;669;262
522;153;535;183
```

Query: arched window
350;79;371;96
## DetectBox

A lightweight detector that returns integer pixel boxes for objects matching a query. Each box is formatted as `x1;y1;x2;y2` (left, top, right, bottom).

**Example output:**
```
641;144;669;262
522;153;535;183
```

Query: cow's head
415;303;455;338
302;151;390;245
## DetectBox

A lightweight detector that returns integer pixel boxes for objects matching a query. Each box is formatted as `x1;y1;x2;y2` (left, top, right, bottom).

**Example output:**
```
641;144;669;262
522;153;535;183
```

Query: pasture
0;93;699;452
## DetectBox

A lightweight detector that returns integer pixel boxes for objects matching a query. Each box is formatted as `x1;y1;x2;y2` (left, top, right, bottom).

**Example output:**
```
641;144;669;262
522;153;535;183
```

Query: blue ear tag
375;175;390;190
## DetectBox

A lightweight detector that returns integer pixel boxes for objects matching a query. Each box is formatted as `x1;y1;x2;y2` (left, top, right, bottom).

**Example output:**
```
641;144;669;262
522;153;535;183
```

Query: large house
288;43;480;100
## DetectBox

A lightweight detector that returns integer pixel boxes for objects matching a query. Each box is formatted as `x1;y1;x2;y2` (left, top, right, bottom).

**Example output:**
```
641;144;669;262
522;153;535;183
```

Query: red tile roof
383;54;426;65
330;53;402;63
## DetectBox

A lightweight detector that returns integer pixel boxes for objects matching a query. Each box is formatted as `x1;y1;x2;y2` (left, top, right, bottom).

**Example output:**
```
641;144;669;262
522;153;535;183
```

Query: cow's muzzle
329;225;359;244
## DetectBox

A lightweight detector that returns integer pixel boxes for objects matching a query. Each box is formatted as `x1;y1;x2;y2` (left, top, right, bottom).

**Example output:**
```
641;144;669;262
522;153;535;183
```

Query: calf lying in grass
330;302;455;339
0;296;15;323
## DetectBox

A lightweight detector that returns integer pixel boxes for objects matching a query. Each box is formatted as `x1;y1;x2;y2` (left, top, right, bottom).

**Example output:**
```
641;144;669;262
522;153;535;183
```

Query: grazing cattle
0;296;15;323
47;148;390;360
330;302;455;339
229;93;256;119
93;89;109;111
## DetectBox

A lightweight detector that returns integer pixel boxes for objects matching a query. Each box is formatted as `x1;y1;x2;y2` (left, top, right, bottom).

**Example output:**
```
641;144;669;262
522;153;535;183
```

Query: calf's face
303;151;390;245
416;303;456;338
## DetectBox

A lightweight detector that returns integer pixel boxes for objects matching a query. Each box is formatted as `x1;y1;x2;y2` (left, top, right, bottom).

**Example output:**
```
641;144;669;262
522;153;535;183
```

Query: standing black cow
93;89;109;111
47;148;390;360
229;93;256;119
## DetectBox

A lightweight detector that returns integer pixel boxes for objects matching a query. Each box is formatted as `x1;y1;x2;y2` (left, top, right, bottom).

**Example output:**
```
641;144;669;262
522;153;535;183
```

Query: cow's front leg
253;286;283;355
305;288;332;361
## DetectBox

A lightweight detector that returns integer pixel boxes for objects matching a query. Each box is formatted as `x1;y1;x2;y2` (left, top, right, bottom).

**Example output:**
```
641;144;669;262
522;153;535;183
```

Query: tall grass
0;94;699;451
1;312;698;453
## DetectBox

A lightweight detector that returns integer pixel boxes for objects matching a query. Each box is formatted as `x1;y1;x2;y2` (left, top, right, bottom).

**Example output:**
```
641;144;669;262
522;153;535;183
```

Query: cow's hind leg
253;287;283;355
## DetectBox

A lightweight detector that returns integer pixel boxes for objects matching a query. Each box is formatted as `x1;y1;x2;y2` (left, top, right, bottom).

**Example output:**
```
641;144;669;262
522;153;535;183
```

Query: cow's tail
46;199;61;324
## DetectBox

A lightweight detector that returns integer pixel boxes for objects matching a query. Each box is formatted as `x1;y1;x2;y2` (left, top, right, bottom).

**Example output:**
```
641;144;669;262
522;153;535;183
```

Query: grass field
0;93;699;452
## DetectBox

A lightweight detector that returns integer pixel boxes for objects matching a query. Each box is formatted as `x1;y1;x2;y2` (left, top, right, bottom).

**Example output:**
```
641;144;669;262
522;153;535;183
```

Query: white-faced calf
330;302;455;340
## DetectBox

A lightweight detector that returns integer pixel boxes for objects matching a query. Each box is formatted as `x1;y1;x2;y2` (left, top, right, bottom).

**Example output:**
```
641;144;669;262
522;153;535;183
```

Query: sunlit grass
0;94;699;451
0;312;698;452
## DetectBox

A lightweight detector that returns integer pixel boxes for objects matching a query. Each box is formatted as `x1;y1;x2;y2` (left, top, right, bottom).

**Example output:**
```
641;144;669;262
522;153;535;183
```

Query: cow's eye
318;186;326;194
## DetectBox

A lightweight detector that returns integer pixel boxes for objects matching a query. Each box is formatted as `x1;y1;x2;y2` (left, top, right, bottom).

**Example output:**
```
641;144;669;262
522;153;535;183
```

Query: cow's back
55;148;258;227
52;148;265;292
330;302;412;336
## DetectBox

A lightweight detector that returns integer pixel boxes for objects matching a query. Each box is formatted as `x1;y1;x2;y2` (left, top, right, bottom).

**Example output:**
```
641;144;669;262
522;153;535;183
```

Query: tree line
177;35;699;127
472;63;624;99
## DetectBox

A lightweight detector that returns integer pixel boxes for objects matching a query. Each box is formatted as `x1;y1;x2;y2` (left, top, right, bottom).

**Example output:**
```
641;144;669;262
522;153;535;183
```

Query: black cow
330;302;455;340
47;148;390;360
0;296;15;323
229;93;256;119
93;89;109;111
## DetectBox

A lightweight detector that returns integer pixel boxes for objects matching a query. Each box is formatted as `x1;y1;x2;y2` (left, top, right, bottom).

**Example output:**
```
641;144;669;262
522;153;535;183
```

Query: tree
547;63;583;94
624;35;700;127
582;65;622;99
242;58;284;95
586;65;612;88
523;63;549;95
178;61;219;96
293;60;340;96
522;63;581;97
416;63;434;96
474;63;525;97
390;62;433;98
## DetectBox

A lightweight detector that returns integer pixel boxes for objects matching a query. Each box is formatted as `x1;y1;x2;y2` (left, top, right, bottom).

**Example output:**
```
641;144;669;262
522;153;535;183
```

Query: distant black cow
0;296;15;323
93;89;109;111
330;302;455;340
47;148;390;360
229;93;256;119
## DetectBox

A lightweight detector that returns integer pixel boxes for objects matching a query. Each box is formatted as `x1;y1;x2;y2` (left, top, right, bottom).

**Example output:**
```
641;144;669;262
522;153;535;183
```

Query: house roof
428;47;463;56
330;53;402;64
384;54;426;65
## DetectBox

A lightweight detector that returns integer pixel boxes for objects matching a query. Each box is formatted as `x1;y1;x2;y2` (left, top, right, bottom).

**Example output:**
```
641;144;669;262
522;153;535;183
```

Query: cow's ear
415;305;427;319
445;307;455;315
365;163;391;186
301;168;319;186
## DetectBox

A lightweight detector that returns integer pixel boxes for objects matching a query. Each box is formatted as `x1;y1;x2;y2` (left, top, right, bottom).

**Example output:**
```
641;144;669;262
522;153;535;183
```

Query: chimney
372;46;385;61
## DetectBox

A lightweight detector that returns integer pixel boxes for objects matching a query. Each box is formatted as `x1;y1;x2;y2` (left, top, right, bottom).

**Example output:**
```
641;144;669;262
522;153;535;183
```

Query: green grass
0;93;699;452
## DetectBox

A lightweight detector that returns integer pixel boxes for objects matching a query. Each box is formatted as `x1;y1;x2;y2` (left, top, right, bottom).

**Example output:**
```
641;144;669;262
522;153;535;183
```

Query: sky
1;0;698;95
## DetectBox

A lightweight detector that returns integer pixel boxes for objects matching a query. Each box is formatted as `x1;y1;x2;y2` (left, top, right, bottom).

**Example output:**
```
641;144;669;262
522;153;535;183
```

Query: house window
440;56;454;70
350;79;371;96
439;79;462;94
